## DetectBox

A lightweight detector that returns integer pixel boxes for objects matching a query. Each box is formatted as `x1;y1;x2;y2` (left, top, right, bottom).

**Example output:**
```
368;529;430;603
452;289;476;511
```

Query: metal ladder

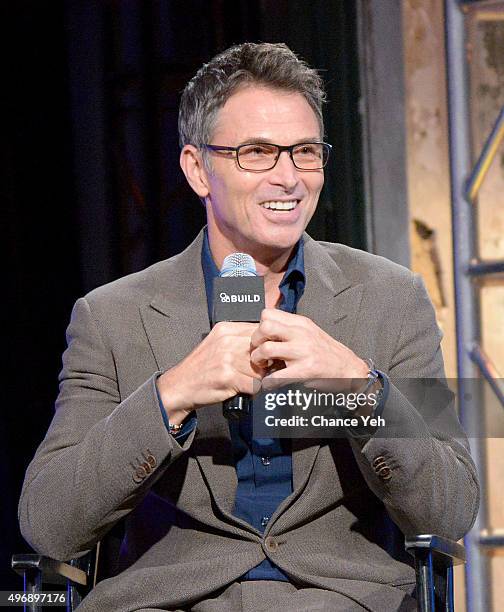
445;1;504;610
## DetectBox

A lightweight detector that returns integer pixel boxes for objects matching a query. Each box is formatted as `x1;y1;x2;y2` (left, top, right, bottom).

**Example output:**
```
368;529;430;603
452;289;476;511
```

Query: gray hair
178;42;326;161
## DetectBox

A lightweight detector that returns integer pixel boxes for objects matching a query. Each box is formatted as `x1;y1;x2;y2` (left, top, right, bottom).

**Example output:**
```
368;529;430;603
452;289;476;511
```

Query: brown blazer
19;230;479;611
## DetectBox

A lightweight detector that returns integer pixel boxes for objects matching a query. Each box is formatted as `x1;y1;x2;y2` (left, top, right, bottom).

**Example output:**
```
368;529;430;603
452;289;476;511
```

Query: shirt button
261;516;270;527
261;456;271;466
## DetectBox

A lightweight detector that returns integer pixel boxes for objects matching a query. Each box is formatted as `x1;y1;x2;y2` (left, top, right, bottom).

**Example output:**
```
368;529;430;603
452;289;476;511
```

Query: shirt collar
279;238;305;289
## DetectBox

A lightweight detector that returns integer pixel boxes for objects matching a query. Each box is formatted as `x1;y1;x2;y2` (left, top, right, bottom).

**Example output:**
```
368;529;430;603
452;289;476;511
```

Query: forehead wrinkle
234;137;322;146
210;87;320;145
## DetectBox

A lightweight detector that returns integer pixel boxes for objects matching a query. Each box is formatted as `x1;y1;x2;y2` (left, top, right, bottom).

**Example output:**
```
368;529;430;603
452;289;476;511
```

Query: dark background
3;0;365;590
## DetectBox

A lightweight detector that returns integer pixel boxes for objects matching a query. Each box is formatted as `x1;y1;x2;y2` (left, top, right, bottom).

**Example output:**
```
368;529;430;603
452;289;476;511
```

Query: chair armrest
405;534;466;566
405;535;465;612
11;554;88;586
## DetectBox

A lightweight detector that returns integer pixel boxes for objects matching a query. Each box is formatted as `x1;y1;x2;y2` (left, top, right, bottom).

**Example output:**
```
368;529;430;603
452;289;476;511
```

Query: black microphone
212;253;265;421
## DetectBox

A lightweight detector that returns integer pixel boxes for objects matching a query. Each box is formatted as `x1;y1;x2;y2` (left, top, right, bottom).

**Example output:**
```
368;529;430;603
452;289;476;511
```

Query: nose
268;150;299;191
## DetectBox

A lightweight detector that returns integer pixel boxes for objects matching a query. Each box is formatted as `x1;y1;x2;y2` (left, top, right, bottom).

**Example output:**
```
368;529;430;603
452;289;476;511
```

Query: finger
250;318;296;349
260;308;300;324
231;347;268;379
212;321;259;338
261;366;304;391
251;361;269;378
250;341;294;366
233;372;263;396
214;336;255;364
239;360;268;380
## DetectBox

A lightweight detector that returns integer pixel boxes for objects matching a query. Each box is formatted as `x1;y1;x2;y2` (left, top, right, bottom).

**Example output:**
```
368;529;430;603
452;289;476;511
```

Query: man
19;42;479;611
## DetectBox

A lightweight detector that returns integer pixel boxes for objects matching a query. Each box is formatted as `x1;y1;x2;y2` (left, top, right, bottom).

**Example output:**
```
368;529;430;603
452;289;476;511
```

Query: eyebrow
236;137;322;146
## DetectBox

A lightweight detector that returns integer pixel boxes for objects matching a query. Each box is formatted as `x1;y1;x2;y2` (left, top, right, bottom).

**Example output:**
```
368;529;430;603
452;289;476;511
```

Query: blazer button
145;453;157;468
141;461;152;475
264;536;278;553
372;457;388;473
372;456;386;468
133;465;147;483
377;465;392;480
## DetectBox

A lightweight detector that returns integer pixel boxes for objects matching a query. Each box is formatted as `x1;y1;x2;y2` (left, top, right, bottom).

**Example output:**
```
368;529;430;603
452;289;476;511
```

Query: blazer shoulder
82;229;205;311
315;240;415;289
83;258;174;310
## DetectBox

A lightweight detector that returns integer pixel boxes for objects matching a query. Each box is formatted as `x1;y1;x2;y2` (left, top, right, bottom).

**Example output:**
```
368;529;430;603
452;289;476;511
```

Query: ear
180;145;210;199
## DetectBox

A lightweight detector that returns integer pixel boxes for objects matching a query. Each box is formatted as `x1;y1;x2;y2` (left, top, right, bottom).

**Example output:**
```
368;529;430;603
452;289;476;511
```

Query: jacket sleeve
349;273;480;540
18;297;196;560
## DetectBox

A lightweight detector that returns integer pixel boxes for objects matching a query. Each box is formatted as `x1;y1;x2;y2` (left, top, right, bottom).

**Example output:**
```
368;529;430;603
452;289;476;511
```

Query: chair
11;550;95;611
12;533;465;612
12;535;466;612
11;521;124;611
405;534;466;611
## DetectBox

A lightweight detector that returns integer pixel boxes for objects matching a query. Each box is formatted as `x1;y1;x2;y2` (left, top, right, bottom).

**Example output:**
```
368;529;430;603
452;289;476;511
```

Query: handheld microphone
212;253;265;420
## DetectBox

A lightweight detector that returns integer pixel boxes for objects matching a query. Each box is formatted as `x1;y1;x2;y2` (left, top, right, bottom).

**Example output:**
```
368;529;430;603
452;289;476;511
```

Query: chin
255;231;301;253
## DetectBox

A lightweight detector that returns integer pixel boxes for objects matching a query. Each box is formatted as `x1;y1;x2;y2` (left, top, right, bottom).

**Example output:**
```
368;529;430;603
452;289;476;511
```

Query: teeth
260;200;298;211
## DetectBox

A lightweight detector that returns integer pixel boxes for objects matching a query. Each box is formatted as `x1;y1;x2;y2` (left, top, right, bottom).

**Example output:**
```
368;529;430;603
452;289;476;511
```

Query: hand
157;321;267;425
250;309;368;391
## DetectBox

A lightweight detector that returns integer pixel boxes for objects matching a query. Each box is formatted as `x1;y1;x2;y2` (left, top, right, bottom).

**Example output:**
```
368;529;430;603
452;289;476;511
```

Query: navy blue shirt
201;230;305;581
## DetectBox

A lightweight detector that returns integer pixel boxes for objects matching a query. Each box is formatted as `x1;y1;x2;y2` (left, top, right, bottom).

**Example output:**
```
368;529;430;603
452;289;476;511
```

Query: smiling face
180;86;325;269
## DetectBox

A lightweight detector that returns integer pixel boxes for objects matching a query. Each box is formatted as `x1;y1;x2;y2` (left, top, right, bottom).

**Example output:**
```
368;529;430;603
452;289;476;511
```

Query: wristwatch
168;421;184;435
359;358;384;416
361;357;380;388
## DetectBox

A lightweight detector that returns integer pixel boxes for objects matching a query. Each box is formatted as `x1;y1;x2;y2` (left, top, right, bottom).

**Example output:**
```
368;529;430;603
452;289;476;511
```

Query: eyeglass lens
237;143;328;170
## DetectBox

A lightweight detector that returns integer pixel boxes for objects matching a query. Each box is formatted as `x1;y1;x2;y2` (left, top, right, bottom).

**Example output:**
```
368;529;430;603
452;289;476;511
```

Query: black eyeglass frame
200;141;332;171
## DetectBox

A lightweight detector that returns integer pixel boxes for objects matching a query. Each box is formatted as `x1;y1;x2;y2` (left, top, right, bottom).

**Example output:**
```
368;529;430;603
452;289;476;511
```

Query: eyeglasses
201;142;332;171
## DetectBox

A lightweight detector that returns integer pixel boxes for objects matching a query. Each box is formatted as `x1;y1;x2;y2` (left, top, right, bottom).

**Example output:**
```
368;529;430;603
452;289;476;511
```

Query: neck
263;272;284;308
207;228;296;277
206;226;297;309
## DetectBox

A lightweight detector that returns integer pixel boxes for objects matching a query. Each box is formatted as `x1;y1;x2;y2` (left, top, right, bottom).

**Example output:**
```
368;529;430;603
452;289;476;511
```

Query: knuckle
261;308;273;321
260;319;274;335
263;341;274;356
216;335;230;351
212;321;227;336
250;349;262;364
221;345;235;362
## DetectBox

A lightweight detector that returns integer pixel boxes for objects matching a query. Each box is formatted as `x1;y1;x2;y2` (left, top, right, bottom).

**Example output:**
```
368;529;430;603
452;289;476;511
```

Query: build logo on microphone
219;292;261;303
212;275;265;323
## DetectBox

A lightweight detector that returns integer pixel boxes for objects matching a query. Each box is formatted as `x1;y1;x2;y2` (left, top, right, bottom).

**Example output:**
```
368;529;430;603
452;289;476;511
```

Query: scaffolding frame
445;1;504;610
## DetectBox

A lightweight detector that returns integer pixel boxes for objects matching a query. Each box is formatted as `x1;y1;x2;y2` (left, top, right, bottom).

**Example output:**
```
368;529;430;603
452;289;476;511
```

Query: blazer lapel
139;231;243;525
140;233;210;373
